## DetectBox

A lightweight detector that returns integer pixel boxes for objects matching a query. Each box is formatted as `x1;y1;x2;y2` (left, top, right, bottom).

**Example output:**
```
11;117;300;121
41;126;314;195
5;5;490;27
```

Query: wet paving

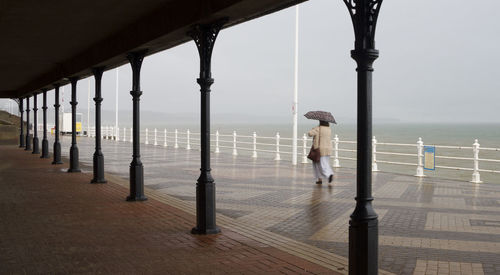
52;135;500;274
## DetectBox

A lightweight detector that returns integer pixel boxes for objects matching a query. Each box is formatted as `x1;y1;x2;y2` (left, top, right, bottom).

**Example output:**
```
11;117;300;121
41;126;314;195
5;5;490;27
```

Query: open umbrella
304;111;337;124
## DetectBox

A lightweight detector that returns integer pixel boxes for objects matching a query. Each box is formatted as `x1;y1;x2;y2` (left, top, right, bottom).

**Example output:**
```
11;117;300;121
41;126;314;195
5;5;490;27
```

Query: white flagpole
292;5;299;166
115;68;119;139
87;79;91;136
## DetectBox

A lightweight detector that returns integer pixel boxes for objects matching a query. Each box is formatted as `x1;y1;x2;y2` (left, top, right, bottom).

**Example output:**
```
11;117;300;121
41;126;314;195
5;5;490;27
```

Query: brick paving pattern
0;145;336;274
5;134;500;274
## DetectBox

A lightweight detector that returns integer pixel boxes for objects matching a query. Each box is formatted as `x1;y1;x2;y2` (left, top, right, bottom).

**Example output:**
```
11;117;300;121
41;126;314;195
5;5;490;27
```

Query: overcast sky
3;0;500;124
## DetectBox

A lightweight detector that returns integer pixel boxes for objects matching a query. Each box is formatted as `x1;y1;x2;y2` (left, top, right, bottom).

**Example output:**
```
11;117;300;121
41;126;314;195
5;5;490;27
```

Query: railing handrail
90;127;500;182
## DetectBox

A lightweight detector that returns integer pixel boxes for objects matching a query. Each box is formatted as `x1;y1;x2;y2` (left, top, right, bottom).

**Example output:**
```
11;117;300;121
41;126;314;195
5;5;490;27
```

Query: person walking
308;120;334;184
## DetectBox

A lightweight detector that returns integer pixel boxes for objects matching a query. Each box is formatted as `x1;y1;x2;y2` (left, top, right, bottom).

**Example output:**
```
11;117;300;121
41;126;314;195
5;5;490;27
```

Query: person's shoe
316;180;322;185
328;174;333;183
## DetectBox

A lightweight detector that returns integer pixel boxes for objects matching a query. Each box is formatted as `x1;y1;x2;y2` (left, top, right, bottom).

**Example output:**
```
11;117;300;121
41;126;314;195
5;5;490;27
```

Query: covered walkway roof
0;0;305;98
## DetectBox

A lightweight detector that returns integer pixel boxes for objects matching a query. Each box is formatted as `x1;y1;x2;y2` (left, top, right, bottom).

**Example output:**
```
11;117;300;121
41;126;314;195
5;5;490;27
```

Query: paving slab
0;145;337;274
7;134;500;274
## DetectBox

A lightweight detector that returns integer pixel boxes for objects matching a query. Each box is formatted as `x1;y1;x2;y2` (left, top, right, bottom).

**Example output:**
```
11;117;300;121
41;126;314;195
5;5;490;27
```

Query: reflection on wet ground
55;136;500;274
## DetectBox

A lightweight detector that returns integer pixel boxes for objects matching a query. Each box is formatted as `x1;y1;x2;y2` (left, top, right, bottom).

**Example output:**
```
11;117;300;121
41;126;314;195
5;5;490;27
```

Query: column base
32;137;40;154
40;139;49;158
19;135;25;147
52;141;62;164
193;173;219;235
68;145;80;173
128;161;147;201
191;226;220;235
349;216;378;275
91;152;106;183
126;195;148;202
25;137;32;151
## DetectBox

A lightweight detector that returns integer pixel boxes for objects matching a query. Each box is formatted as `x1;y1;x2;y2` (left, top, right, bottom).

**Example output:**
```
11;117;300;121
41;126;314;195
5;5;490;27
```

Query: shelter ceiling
0;0;305;98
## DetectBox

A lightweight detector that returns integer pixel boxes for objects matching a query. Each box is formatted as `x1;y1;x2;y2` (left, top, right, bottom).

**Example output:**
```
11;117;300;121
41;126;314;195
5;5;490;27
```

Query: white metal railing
86;126;499;183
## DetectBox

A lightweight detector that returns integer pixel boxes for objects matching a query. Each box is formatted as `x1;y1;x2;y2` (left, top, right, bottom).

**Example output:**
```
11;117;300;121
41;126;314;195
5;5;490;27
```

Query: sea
131;122;500;184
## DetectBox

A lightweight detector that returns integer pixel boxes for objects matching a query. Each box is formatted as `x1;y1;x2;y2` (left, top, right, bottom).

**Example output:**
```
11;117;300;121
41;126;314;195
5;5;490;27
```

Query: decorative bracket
41;89;48;110
69;77;79;106
14;98;21;113
343;0;383;50
127;50;147;93
92;68;104;104
188;18;227;79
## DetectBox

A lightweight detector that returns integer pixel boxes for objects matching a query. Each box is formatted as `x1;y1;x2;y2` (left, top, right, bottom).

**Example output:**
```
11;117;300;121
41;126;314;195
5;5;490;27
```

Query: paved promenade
4;135;500;274
0;145;334;274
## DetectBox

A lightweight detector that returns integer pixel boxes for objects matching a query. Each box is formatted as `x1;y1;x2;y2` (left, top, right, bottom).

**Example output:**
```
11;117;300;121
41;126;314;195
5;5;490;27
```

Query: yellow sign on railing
424;146;435;170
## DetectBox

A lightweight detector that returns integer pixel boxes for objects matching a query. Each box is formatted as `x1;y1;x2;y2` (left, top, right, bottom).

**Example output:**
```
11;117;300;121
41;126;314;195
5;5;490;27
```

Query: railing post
301;133;308;163
333;134;340;167
186;129;191;150
154;128;158;146
174;129;179;148
232;131;238;156
252;132;257;158
274;132;281;161
164;129;167;147
123;127;126;142
130;128;133;142
145;128;149;145
116;127;120;141
471;139;482;183
372;136;379;172
415;137;425;177
215;130;220;153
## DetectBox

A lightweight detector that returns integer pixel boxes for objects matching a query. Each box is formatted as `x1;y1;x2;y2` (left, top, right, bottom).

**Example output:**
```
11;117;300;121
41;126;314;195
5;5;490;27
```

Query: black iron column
126;51;147;201
25;96;31;151
19;97;25;147
188;20;226;235
32;93;40;154
41;90;49;158
68;77;81;172
52;85;63;164
91;68;106;183
342;1;382;274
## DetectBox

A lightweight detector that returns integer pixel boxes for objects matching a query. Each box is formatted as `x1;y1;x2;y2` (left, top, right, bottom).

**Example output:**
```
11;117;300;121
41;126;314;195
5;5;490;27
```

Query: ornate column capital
70;77;79;106
127;50;147;92
92;67;104;80
92;67;104;104
53;84;60;108
343;0;383;50
33;93;38;111
188;18;227;79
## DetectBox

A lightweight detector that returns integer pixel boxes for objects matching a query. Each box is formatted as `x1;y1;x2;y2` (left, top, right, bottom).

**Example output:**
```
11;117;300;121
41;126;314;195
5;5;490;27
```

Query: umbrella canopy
304;111;337;124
